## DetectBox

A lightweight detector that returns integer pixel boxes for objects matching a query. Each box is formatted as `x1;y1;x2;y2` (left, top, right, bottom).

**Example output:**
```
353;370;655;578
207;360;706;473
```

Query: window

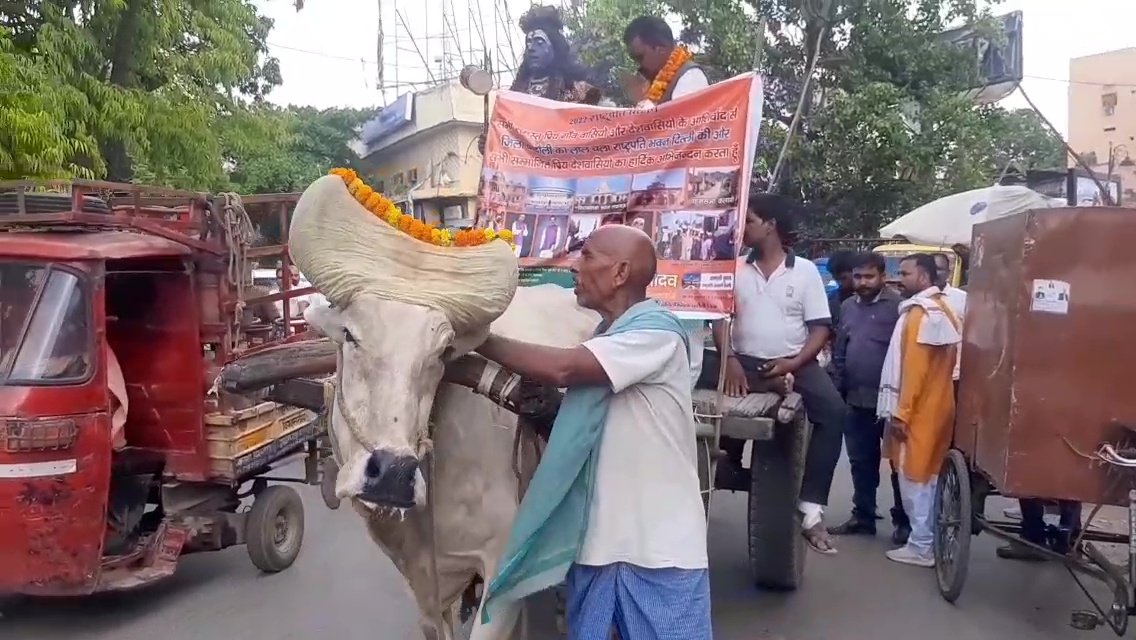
392;173;405;187
376;180;386;193
1102;92;1117;117
1;263;92;384
408;168;419;184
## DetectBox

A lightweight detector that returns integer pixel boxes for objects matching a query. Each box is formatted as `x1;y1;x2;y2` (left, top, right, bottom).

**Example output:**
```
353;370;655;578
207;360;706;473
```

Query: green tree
226;106;373;194
568;0;1067;237
1;0;288;188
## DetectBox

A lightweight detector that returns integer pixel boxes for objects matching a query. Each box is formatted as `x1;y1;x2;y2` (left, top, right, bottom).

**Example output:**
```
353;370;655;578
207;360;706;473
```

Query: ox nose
359;450;419;508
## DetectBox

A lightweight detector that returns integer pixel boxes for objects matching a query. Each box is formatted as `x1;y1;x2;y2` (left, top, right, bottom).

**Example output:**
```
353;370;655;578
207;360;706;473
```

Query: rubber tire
747;417;809;591
246;485;305;573
320;458;342;510
933;449;972;603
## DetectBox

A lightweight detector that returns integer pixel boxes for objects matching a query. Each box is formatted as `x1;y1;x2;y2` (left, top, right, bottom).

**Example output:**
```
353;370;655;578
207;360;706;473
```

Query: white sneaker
886;546;934;568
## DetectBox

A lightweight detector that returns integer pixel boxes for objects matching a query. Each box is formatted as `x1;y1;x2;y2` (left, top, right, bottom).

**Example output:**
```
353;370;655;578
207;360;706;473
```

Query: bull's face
306;295;457;510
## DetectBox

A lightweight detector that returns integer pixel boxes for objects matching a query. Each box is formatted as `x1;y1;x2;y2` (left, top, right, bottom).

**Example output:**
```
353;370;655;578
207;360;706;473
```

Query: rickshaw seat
691;390;804;442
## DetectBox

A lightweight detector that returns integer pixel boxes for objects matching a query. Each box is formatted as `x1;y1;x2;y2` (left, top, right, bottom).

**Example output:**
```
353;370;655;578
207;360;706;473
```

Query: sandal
803;522;838;555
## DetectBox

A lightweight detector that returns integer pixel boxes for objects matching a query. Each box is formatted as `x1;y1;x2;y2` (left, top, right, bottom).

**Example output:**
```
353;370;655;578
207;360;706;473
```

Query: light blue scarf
481;299;690;623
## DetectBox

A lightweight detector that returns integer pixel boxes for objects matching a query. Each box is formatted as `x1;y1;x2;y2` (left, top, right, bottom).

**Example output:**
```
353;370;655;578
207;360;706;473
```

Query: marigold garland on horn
328;168;515;249
644;45;693;104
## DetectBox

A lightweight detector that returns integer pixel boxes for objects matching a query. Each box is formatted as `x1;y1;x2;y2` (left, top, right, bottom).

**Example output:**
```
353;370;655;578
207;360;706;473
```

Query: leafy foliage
0;0;301;189
225;106;373;194
568;0;1066;237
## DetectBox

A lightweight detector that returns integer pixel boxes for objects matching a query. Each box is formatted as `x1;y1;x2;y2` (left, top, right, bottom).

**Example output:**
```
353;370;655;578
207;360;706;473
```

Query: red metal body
0;180;319;595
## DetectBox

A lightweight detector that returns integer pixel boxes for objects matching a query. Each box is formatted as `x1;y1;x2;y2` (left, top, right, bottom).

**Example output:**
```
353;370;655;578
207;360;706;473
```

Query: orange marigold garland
644;45;693;104
328;168;514;249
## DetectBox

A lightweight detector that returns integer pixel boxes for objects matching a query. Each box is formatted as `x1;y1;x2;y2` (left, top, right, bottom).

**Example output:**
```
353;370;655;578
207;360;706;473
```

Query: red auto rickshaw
0;180;328;595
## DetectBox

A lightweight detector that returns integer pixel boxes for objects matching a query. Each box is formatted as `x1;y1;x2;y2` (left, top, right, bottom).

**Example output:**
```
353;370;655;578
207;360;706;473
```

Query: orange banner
476;74;763;316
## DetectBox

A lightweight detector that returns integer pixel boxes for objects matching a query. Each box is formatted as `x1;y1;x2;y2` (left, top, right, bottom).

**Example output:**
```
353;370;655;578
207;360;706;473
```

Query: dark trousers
845;406;908;525
1020;498;1082;550
700;350;846;506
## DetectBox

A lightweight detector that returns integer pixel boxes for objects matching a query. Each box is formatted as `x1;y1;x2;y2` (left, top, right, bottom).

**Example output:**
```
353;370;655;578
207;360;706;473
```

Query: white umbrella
878;186;1059;247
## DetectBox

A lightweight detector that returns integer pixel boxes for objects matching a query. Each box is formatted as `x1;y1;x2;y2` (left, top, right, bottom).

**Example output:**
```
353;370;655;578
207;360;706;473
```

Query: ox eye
343;329;357;344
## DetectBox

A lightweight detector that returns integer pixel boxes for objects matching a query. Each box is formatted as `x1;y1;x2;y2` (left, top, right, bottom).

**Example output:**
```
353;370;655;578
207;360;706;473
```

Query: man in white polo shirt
707;193;847;555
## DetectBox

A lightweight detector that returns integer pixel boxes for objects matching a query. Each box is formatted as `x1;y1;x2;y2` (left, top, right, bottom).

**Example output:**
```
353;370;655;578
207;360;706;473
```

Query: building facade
355;81;493;228
1068;47;1136;206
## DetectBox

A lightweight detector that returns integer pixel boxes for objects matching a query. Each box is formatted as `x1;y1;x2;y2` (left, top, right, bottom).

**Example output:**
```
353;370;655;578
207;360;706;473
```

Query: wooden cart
932;206;1136;635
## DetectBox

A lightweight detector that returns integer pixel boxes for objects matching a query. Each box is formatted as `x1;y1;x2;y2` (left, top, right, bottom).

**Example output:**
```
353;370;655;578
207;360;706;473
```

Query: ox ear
443;325;490;362
304;302;348;343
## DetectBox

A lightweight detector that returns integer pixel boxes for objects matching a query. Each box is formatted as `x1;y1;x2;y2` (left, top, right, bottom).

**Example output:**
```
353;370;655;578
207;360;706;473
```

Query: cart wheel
933;449;972;603
747;416;809;591
246;485;305;573
320;459;342;510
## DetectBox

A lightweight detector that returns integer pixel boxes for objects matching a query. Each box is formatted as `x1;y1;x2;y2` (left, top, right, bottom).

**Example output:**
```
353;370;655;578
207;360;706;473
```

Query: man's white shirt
941;285;967;380
731;255;831;360
636;67;710;108
577;329;708;569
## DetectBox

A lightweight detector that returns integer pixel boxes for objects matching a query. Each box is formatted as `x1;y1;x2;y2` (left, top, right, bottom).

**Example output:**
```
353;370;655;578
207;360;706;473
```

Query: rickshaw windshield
0;262;92;384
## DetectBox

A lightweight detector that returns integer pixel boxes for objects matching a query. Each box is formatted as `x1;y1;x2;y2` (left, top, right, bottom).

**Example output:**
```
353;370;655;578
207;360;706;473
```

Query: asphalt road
2;458;1123;640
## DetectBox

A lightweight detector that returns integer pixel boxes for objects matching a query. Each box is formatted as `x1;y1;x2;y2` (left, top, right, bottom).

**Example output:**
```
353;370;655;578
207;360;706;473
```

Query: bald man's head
571;224;657;310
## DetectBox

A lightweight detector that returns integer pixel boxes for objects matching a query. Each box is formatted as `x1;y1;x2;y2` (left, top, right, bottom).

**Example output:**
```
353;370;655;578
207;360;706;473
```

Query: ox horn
218;340;563;436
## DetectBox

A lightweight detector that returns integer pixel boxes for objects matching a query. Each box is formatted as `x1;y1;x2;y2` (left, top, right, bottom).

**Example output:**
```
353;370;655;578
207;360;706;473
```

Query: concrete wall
1068;48;1136;205
357;80;497;227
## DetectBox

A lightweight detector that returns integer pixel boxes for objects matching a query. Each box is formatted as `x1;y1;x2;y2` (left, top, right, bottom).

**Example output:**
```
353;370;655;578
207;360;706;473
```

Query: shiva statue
510;5;603;105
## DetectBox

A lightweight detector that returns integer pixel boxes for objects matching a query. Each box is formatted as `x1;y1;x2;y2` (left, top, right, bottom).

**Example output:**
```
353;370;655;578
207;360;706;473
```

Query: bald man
476;225;711;639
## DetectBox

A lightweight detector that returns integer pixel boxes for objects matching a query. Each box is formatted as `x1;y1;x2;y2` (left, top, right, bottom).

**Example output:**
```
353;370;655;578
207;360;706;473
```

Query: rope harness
216;192;255;352
323;344;444;636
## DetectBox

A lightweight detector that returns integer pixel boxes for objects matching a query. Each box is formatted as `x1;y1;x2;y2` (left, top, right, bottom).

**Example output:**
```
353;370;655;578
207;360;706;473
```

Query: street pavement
2;457;1122;640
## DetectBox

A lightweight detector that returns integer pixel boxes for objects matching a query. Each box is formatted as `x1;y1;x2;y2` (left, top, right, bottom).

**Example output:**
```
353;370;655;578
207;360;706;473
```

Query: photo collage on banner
476;75;762;316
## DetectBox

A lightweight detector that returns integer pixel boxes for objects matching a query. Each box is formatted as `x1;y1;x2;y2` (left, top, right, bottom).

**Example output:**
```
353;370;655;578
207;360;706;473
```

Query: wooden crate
206;402;318;480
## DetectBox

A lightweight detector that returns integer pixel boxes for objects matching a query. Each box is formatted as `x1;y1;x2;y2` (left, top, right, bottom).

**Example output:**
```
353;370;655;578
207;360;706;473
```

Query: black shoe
996;542;1046;561
827;516;876;536
713;459;751;492
891;523;911;546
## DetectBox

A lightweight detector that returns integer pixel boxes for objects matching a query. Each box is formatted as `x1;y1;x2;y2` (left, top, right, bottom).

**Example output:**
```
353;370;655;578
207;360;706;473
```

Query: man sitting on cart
877;254;960;567
710;193;847;555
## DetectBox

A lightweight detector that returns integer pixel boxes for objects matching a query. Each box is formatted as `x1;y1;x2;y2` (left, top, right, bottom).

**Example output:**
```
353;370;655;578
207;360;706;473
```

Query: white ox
306;284;599;640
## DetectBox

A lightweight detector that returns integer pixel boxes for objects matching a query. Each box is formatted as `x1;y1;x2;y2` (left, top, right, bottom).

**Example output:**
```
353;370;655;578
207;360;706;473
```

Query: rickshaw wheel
320;459;342;510
247;485;306;573
933;449;972;603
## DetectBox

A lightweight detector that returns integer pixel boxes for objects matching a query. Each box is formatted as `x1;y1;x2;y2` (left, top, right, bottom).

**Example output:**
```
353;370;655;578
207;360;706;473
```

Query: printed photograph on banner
481;167;529;211
684;166;741;209
628;169;686;211
504;213;536;258
567;213;602;253
655;210;737;261
573;176;632;214
625;212;655;239
475;202;507;231
531;214;571;259
524;176;576;214
681;273;700;290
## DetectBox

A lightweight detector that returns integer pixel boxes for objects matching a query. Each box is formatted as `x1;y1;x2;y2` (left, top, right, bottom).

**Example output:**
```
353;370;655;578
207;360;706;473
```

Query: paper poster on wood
1030;278;1070;315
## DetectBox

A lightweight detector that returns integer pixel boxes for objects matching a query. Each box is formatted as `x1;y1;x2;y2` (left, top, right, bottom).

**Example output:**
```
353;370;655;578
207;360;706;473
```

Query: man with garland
621;16;708;107
510;5;604;105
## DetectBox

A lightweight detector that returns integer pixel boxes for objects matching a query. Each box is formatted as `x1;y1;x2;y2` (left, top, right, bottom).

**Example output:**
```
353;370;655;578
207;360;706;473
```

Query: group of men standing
824;251;966;566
